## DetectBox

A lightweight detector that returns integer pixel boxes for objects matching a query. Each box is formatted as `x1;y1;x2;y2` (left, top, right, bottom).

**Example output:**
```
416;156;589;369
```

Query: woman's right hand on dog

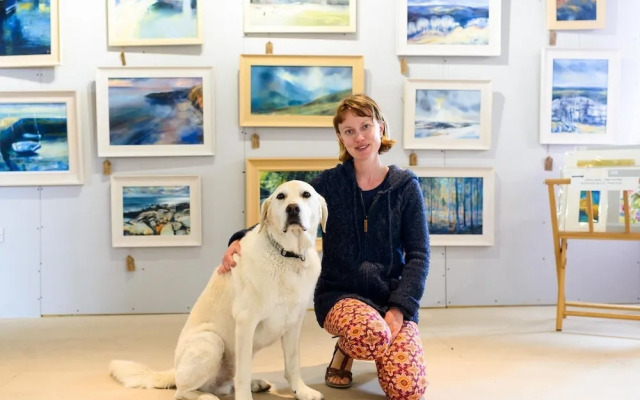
218;240;241;274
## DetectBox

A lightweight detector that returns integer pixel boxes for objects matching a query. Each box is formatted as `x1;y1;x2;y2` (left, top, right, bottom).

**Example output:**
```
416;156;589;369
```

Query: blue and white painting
551;58;608;135
122;185;191;236
107;77;204;146
556;0;597;22
406;0;490;45
0;0;52;57
414;89;481;140
250;65;353;116
0;102;68;172
245;0;352;30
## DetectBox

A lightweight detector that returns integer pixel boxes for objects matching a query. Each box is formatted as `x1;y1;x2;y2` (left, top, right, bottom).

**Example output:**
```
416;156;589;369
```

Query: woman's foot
325;343;354;388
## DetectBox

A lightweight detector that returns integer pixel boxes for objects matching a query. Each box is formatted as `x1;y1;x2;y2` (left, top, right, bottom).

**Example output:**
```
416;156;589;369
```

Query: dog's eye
302;191;311;198
276;193;285;200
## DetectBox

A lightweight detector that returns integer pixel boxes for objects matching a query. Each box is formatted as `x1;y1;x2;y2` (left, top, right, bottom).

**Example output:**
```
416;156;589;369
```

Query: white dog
110;180;328;400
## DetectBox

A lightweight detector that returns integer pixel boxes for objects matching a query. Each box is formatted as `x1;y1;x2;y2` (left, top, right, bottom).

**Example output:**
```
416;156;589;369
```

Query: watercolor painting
244;0;355;33
555;0;597;22
578;190;600;223
108;0;201;46
547;0;605;30
619;189;640;224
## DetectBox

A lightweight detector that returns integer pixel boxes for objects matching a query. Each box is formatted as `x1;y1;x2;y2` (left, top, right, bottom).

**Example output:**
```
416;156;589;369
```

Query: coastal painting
547;0;605;30
107;0;201;46
243;0;356;33
411;167;494;246
403;79;492;150
397;0;501;56
111;175;202;247
96;67;214;157
239;55;364;127
0;91;82;186
0;0;59;67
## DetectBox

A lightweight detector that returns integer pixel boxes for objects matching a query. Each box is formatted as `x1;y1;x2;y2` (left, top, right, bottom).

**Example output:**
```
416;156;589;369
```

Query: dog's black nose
286;203;300;216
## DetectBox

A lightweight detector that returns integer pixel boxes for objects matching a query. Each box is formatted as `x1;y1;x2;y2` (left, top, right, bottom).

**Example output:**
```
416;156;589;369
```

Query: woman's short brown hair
333;94;396;162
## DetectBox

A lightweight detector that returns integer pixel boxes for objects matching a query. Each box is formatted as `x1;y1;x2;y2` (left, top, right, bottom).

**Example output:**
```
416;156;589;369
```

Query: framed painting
107;0;202;46
403;79;492;150
396;0;501;56
547;0;605;30
539;49;619;145
110;174;202;247
96;66;214;157
0;0;60;68
0;91;82;186
239;54;364;127
243;0;356;33
410;167;494;246
246;158;338;250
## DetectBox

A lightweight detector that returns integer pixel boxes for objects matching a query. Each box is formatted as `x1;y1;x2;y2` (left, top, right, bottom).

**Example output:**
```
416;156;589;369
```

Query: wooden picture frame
243;0;356;33
96;66;214;157
396;0;501;56
539;49;619;145
246;158;339;250
0;91;82;186
239;55;365;127
0;0;60;68
410;166;494;246
110;174;202;247
547;0;605;30
403;79;492;150
107;0;203;46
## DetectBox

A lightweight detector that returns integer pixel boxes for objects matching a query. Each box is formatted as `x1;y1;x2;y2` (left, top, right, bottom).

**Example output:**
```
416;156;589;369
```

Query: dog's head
258;180;328;254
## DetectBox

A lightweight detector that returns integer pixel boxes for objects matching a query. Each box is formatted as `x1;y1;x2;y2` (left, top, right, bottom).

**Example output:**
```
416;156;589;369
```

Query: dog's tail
109;359;176;389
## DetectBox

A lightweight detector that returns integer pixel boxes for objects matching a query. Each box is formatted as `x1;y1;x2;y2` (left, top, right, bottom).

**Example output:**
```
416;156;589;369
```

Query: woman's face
337;110;384;161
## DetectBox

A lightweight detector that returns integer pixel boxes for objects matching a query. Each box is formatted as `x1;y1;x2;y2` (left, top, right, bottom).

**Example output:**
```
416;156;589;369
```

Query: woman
222;94;429;400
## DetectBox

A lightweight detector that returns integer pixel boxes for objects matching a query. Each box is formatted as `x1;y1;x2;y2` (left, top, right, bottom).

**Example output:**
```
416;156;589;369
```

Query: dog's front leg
281;318;323;400
234;312;259;400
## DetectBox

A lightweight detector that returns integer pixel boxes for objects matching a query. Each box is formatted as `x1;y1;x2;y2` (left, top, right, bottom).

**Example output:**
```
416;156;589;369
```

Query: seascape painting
0;102;68;172
0;0;52;57
414;89;481;140
556;0;597;21
244;0;355;33
107;77;204;147
578;190;600;223
551;58;609;135
122;185;191;236
108;0;200;45
250;65;353;116
419;176;484;236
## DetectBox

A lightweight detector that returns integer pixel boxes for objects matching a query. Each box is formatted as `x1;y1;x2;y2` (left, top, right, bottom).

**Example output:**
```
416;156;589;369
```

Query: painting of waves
250;65;353;116
556;0;597;21
414;88;481;140
406;0;490;45
107;77;204;146
122;185;191;236
0;0;52;57
551;58;608;135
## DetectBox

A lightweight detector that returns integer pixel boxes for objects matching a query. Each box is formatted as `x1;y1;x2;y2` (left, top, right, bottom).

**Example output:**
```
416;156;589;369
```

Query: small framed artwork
403;79;492;150
243;0;356;33
96;67;214;157
239;55;364;127
0;0;60;68
547;0;605;30
246;158;338;250
0;91;82;186
107;0;202;46
110;175;202;247
410;167;494;246
539;49;619;145
396;0;501;56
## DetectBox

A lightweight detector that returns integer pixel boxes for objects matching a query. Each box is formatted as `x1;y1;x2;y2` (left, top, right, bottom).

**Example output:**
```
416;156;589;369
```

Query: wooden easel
545;178;640;331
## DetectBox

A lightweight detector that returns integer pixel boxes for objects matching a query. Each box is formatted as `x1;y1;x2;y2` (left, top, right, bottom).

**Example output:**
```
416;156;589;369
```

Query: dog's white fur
110;180;328;400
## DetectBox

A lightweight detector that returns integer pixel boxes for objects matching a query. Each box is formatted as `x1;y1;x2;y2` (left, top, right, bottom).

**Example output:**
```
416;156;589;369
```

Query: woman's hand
384;307;404;342
217;240;241;274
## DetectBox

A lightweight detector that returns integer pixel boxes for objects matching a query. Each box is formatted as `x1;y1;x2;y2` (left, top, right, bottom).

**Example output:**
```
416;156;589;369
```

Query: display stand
545;178;640;331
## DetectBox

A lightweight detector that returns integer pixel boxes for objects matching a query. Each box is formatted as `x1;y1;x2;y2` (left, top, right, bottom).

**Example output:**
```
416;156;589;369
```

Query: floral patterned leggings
323;298;428;400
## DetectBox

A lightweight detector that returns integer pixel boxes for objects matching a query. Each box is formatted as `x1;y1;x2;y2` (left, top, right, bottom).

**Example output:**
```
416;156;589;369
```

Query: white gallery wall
1;0;639;318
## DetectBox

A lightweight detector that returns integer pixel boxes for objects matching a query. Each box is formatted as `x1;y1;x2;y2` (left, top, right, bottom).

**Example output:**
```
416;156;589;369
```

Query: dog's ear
258;196;271;233
319;195;328;233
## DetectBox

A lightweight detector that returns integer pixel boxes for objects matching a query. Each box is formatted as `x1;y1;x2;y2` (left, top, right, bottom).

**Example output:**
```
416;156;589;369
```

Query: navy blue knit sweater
311;160;430;327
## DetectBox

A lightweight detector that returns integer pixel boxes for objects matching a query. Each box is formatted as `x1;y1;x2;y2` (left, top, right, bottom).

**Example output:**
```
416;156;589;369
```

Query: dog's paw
293;385;323;400
251;378;271;393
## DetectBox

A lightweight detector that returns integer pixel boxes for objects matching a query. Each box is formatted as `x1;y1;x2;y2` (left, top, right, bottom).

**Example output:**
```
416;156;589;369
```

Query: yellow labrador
110;180;327;400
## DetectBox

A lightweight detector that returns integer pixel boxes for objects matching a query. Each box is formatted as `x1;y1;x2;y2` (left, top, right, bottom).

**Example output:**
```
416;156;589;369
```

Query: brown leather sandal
325;343;353;389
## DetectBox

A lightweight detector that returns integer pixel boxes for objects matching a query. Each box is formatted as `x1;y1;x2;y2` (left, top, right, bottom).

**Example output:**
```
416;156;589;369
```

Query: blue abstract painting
556;0;597;22
0;0;52;57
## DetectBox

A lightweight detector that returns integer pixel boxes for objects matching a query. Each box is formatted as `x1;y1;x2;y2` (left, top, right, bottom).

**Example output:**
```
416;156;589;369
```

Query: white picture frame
243;0;356;33
403;79;492;150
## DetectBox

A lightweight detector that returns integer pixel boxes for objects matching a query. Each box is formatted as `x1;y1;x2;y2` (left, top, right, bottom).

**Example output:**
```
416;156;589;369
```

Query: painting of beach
121;185;191;236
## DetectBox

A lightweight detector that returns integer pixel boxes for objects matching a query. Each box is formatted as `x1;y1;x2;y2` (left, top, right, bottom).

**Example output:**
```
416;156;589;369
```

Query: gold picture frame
239;55;364;127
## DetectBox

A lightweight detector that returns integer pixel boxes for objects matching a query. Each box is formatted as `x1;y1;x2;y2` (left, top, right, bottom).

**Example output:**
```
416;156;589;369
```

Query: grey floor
2;306;640;400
